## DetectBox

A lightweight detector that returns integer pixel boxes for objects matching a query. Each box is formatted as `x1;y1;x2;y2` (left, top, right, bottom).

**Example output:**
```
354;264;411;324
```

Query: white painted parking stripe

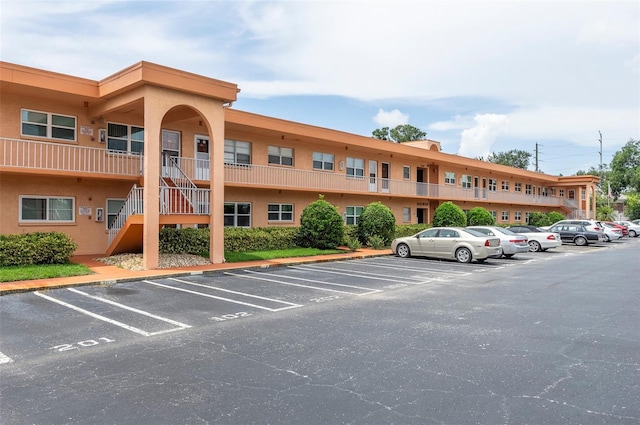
143;280;301;312
0;351;13;364
34;291;189;337
352;259;471;275
67;288;192;331
295;263;426;282
228;270;382;295
289;264;426;284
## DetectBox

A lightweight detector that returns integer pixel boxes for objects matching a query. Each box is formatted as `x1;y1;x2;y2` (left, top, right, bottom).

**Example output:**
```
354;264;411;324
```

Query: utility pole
598;130;603;170
535;142;539;172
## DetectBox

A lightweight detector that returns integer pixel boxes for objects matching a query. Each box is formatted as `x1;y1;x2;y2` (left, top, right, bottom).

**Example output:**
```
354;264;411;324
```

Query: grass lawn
0;263;93;283
224;247;347;263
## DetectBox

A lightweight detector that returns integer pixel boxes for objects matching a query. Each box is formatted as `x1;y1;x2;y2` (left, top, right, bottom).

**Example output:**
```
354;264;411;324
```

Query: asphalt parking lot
1;238;639;424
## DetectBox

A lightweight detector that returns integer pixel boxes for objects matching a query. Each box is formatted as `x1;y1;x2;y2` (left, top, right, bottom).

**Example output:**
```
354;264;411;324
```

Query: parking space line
34;291;190;337
143;280;302;312
0;351;13;364
356;258;472;275
230;270;382;295
288;264;429;284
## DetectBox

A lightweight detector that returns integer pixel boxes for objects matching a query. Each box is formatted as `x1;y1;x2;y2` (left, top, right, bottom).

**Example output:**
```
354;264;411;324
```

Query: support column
208;104;226;264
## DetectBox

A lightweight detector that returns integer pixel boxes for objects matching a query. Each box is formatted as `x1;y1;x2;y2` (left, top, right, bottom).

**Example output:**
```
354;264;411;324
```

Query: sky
1;0;638;176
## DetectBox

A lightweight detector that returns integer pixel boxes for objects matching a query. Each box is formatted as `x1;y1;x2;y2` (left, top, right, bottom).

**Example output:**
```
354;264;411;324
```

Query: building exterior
0;61;599;269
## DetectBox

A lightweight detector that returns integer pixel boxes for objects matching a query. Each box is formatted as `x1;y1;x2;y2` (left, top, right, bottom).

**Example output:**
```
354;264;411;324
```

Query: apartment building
0;61;599;269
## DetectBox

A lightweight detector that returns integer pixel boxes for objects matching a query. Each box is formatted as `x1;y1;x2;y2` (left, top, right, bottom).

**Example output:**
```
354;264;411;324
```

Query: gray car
467;226;530;258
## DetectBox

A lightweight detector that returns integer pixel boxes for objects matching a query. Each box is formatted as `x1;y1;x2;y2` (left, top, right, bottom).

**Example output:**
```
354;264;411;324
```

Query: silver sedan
391;227;502;263
467;226;530;258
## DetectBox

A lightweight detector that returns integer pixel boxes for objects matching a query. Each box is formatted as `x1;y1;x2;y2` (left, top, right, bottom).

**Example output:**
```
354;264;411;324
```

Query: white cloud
458;114;509;158
428;115;473;131
373;109;409;128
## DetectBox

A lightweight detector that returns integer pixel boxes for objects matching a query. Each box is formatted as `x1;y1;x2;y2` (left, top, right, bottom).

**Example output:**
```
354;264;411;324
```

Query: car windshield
464;229;486;238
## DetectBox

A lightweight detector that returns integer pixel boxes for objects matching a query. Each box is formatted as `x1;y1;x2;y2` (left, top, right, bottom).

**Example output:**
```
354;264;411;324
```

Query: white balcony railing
0;137;142;176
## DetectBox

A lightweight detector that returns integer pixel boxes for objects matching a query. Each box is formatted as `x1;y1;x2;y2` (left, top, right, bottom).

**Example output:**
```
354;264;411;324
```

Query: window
107;122;144;154
502;211;510;222
20;196;74;222
581;189;586;200
489;178;497;192
542;187;548;196
559;189;565;197
514;211;522;222
525;212;531;223
268;146;294;166
346;157;364;178
502;181;510;191
21;109;76;141
461;175;472;189
224;139;251;165
403;207;411;222
312;152;334;171
106;199;125;228
445;172;456;185
345;206;364;225
268;204;293;222
490;210;497;220
514;182;522;192
403;166;410;180
525;184;532;195
224;202;251;227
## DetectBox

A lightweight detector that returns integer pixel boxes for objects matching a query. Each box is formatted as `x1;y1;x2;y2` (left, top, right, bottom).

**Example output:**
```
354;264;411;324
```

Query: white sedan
506;225;562;252
467;226;530;258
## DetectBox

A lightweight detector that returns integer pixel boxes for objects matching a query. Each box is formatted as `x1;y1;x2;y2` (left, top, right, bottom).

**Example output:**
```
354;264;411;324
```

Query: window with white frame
501;211;510;222
403;166;410;180
345;206;364;225
20;196;74;222
268;204;293;221
403;207;411;222
525;211;531;223
268;146;294;166
21;109;76;141
542;187;548;196
489;178;497;192
312;152;334;171
514;182;522;192
461;174;472;189
525;184;532;195
581;189;586;200
445;172;456;185
107;122;144;154
224;202;251;227
224;139;251;165
346;157;364;178
502;180;510;191
550;188;556;196
559;189;565;197
106;199;125;228
490;210;497;220
514;211;522;222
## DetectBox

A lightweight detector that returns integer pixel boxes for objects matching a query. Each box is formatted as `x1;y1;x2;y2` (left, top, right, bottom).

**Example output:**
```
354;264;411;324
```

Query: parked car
391;227;502;263
546;219;604;233
506;225;562;252
602;221;628;237
614;221;640;237
632;219;640;225
548;223;605;246
600;223;623;242
466;226;530;258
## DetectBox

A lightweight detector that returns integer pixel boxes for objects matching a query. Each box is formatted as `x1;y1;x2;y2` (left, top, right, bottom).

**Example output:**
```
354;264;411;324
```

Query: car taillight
594;227;600;230
547;235;556;240
484;240;491;246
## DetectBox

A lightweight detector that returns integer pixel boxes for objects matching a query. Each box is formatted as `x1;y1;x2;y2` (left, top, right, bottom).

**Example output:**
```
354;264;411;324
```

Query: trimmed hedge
0;232;77;266
393;223;432;238
357;202;396;245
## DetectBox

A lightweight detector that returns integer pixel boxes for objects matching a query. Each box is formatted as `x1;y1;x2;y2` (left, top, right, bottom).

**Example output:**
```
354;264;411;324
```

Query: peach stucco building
0;61;599;269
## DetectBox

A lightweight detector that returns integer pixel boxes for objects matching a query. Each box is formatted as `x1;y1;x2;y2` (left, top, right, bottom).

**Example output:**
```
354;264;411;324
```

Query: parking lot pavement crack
518;395;639;421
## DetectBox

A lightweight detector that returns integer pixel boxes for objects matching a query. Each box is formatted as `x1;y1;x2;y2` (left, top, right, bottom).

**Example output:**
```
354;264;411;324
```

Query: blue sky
1;0;638;176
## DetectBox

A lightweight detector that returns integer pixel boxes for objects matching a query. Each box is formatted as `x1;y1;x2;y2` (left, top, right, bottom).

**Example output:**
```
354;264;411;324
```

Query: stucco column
142;89;163;270
207;104;226;264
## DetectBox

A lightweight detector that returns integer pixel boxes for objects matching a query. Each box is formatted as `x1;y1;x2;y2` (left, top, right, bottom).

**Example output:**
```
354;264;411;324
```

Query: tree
372;124;426;143
625;193;640;220
432;201;466;227
477;149;532;170
466;207;495;226
356;202;396;245
297;195;344;249
609;138;640;197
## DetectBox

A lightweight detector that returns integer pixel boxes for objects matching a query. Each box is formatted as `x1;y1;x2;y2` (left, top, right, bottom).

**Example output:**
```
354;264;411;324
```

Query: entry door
474;176;480;198
381;162;390;193
369;160;378;192
162;129;180;177
482;177;488;199
417;168;425;196
195;135;210;180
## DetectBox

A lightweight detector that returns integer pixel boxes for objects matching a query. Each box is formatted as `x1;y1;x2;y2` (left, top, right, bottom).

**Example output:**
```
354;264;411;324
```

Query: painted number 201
51;337;115;352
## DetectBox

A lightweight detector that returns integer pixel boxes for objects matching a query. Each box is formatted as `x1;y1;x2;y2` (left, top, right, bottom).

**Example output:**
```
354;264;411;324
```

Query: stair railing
107;184;144;246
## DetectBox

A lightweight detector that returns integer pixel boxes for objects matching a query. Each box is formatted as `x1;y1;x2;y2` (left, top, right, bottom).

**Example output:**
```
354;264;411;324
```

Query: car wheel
528;240;542;252
574;236;588;246
455;247;472;263
630;230;637;237
396;243;411;258
604;234;610;242
504;254;514;258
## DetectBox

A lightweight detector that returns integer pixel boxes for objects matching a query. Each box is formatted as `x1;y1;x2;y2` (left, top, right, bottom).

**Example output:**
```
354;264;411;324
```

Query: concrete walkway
0;248;393;295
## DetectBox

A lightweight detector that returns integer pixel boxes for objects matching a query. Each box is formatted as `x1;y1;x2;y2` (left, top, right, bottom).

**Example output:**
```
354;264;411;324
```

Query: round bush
432;201;466;227
528;212;549;226
546;211;565;225
466;207;495;226
297;197;344;249
357;202;396;245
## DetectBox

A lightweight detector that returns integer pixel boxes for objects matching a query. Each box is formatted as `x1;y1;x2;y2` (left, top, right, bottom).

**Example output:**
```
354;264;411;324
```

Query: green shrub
528;212;550;226
546;211;565;225
224;227;298;252
297;196;344;249
367;235;386;249
357;201;396;244
343;225;359;245
344;235;361;252
0;232;77;266
393;224;431;238
159;227;209;254
432;201;467;227
466;207;495;226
